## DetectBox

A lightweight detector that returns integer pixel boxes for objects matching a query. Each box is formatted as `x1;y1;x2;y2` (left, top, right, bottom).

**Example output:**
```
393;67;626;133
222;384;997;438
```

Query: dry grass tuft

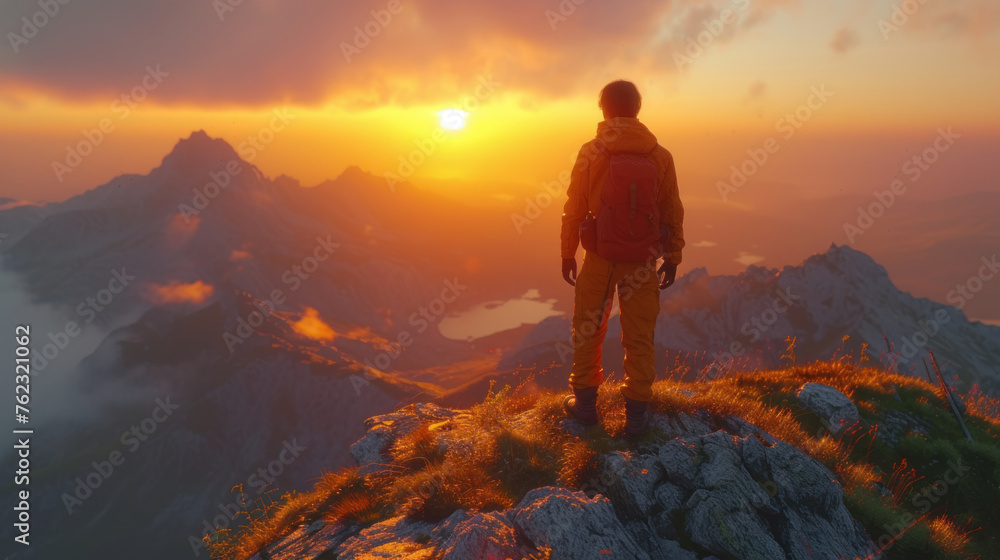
389;423;445;471
927;516;973;556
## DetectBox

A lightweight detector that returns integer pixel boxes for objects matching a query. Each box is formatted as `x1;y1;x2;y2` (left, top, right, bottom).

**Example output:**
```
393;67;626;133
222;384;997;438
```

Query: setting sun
437;108;469;130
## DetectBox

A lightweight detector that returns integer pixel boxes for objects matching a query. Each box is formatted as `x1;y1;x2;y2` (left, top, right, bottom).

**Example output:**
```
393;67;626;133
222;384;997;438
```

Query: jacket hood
596;117;659;155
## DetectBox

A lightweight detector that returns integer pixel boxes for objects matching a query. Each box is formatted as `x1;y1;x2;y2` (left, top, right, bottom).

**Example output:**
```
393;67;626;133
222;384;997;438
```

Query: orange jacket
561;117;685;264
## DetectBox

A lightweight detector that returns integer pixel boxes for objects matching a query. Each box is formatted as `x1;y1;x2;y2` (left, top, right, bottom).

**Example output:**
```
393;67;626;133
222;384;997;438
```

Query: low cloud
735;251;765;266
0;266;141;439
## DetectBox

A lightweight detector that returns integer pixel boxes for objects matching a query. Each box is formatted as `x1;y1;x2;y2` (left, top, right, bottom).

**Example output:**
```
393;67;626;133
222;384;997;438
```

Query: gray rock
626;520;698;560
765;442;875;559
334;515;437;559
429;509;472;542
737;432;770;482
686;486;786;559
651;412;715;439
252;521;355;560
879;409;934;445
657;427;875;560
348;422;395;473
724;415;778;445
695;431;771;507
767;442;842;514
659;537;698;560
349;403;456;474
597;451;664;519
653;482;686;514
512;487;651;560
796;383;860;436
650;510;679;541
656;438;702;491
257;405;882;560
684;432;784;558
435;510;535;560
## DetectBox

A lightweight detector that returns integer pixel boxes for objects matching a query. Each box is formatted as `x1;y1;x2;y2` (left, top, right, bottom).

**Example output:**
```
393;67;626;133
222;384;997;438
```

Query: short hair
599;80;642;118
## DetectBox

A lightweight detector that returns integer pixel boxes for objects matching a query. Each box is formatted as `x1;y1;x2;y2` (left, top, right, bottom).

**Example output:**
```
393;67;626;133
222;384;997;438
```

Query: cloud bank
1;0;803;107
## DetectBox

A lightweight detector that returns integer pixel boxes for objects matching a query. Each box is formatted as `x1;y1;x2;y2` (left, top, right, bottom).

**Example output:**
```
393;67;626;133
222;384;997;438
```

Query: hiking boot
624;397;649;439
564;386;599;426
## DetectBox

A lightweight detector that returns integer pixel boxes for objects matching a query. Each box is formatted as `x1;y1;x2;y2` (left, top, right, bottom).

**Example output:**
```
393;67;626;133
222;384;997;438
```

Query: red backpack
580;142;666;262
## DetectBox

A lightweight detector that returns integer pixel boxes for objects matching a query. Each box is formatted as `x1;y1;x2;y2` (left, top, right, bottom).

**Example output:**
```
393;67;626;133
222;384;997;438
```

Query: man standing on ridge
560;80;685;439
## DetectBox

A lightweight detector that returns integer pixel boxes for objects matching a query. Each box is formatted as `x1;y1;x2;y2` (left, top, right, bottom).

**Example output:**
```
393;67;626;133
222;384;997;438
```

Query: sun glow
437;109;468;130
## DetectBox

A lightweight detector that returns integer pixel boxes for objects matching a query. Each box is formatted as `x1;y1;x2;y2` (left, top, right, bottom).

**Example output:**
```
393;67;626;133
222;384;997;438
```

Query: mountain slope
502;244;1000;396
0;131;503;560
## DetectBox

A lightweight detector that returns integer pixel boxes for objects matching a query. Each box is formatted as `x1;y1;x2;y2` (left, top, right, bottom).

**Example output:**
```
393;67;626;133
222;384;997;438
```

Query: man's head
599;80;642;119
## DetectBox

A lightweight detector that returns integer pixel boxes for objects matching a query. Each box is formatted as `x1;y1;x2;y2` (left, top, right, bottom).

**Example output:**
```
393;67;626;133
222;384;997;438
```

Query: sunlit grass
209;348;1000;560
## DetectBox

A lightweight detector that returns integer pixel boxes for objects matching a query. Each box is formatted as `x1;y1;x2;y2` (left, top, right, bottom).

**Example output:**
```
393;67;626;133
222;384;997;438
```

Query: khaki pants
569;251;660;402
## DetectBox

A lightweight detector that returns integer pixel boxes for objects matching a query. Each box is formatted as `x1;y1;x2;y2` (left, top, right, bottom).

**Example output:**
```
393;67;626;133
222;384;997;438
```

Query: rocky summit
244;394;882;560
212;358;1000;560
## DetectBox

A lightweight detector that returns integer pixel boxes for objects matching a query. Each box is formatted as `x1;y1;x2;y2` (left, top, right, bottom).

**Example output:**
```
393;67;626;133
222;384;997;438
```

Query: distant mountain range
1;131;997;560
0;131;504;559
498;244;1000;399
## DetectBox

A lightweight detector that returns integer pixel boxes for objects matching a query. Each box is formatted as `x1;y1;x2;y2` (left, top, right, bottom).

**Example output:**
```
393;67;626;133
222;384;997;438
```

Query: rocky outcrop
349;403;459;475
250;403;882;560
797;382;861;436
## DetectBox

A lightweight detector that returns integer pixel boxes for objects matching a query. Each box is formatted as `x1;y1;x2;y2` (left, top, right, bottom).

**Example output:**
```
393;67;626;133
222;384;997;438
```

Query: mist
0;263;144;457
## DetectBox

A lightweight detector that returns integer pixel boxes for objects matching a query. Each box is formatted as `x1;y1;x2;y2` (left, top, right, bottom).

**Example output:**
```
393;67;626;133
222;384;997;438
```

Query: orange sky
1;0;998;204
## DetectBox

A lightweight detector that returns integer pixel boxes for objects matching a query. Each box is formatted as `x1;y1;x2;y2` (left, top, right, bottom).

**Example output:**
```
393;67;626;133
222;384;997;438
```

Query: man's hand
658;261;677;290
562;257;578;286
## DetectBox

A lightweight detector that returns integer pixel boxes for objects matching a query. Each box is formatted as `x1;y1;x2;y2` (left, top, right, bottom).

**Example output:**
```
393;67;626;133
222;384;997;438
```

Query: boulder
796;383;861;436
596;451;664;519
684;432;784;558
334;515;437;559
625;520;698;560
512;487;651;560
657;438;702;491
349;403;456;474
433;510;535;560
653;482;686;514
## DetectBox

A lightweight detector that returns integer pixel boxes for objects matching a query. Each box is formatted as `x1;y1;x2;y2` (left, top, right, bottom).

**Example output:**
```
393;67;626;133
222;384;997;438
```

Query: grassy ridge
208;352;1000;560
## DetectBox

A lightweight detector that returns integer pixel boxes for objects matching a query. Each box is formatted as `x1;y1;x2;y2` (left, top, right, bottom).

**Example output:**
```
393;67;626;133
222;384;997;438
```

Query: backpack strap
594;139;610;158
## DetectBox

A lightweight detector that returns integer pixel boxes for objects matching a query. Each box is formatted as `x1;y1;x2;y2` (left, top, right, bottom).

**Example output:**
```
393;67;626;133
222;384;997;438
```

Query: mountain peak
187;129;212;142
337;165;368;179
335;165;388;187
812;243;888;277
160;130;242;172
